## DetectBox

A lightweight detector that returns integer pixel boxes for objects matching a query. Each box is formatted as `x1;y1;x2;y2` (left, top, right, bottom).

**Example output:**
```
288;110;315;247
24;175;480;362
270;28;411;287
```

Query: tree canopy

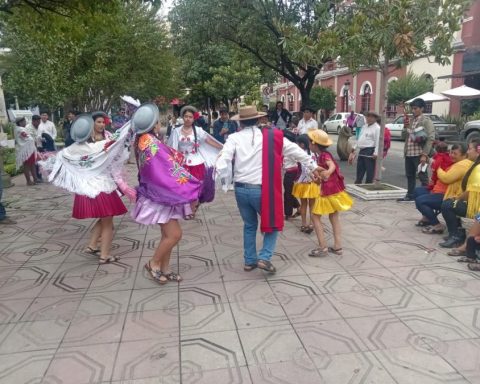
309;87;336;112
169;0;337;108
387;71;434;106
1;0;177;111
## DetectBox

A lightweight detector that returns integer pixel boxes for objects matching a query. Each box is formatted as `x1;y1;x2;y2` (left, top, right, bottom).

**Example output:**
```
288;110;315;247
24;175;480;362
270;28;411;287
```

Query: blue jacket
213;119;237;143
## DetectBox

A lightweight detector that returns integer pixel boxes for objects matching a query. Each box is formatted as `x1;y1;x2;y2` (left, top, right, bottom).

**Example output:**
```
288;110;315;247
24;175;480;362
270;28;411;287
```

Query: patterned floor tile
0;350;55;383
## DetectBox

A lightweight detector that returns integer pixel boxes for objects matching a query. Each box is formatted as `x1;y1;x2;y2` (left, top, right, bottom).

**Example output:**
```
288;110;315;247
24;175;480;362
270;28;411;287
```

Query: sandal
144;261;168;284
244;264;257;272
447;249;466;257
85;246;100;255
328;247;343;255
309;248;329;257
98;255;119;264
422;226;445;235
257;260;276;273
305;225;314;234
458;256;478;263
163;271;183;282
415;220;431;227
468;263;480;271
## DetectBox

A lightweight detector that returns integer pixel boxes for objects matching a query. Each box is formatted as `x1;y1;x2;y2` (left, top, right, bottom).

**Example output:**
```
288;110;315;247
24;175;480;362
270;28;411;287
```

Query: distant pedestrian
346;111;356;129
213;107;237;144
308;130;353;257
112;108;129;130
38;111;57;151
397;98;435;202
63;111;77;147
271;101;292;130
297;106;318;135
353;111;366;140
14;117;38;185
349;111;381;184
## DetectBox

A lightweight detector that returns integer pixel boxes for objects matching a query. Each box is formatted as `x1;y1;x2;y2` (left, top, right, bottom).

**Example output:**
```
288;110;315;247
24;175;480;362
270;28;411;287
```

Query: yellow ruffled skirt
292;182;320;199
312;191;353;215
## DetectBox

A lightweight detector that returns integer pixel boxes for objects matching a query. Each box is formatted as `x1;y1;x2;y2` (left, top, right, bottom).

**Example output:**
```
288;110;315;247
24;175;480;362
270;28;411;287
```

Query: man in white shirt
216;106;320;274
297;106;318;135
348;111;381;184
37;112;57;150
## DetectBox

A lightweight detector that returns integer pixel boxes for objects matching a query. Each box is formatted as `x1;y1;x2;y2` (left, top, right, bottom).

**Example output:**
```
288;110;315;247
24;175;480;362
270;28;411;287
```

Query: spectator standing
63;110;76;147
346;111;356;129
213;108;237;144
112;108;128;131
271;101;292;130
397;98;435;202
38;111;57;151
353;111;366;140
14;117;38;185
348;111;381;184
297;106;318;135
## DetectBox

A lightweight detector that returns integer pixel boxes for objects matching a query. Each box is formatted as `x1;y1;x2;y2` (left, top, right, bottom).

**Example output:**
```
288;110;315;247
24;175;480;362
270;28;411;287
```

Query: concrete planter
346;183;407;201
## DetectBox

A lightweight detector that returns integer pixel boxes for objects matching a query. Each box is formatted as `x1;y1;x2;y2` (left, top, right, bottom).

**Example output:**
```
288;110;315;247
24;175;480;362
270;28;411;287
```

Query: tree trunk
298;68;317;110
374;61;389;185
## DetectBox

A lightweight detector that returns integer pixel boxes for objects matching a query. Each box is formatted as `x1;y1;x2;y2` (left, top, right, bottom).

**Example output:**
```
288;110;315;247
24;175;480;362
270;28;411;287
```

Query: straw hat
131;103;160;134
308;129;333;146
231;105;267;121
70;114;94;143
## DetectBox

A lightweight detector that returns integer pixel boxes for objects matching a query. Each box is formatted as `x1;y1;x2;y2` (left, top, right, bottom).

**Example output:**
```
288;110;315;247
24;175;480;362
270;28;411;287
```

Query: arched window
361;83;371;112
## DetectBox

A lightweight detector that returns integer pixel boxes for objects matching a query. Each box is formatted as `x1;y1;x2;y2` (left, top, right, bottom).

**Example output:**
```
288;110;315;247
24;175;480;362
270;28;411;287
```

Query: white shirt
216;126;317;185
276;114;287;130
355;122;381;156
297;118;318;135
38;120;57;140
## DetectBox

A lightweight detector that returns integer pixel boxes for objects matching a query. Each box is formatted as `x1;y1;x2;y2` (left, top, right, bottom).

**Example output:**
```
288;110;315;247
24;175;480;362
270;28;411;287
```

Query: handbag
453;200;468;218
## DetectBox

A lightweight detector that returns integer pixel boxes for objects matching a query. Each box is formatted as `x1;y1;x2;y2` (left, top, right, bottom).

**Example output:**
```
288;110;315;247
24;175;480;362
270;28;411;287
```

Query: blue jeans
0;175;6;221
414;186;443;225
235;185;279;265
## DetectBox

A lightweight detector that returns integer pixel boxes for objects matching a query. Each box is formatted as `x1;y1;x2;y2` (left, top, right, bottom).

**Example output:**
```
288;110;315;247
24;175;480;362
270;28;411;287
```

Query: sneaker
397;196;414;202
227;184;235;191
0;217;17;225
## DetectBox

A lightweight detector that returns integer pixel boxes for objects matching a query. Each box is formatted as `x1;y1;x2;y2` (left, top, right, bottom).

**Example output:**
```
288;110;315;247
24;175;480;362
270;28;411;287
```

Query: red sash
261;128;284;233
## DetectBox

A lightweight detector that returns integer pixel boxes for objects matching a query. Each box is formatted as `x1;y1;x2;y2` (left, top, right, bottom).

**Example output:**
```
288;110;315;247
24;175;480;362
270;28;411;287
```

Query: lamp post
343;79;350;112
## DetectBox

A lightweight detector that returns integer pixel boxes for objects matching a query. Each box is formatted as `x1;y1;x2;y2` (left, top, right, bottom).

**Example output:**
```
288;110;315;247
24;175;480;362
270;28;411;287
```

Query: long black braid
461;139;480;191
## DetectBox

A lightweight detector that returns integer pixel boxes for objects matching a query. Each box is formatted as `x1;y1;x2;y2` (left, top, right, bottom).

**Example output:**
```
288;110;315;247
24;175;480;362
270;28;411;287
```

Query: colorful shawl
47;122;132;198
136;133;201;205
261;128;284;233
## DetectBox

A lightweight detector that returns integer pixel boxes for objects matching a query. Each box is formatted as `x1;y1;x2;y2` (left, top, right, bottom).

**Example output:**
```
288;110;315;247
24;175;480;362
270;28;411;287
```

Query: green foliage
169;0;336;108
468;111;480;122
309;87;336;112
387;71;434;105
2;1;178;111
441;114;467;131
461;99;480;117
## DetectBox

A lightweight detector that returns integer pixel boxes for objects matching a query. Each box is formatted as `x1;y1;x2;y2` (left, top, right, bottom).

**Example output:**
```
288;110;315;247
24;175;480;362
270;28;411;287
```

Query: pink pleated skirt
72;191;128;219
132;195;193;225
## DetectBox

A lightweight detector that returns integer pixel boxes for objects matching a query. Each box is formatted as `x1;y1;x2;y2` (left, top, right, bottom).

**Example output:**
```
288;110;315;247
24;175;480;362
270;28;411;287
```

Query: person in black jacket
271;101;292;130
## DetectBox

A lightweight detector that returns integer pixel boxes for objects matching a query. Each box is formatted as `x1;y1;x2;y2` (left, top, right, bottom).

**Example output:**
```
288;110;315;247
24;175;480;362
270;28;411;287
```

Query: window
424;102;433;114
386;103;397;118
361;84;371;112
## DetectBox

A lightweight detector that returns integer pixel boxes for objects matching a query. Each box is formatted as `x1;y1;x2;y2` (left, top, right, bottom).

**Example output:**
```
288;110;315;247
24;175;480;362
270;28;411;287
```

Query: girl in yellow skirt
293;134;320;234
307;130;353;257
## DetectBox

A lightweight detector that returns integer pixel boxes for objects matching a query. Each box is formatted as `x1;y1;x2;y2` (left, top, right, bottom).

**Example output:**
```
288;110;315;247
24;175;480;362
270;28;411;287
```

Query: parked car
323;112;363;134
385;114;458;141
460;120;480;142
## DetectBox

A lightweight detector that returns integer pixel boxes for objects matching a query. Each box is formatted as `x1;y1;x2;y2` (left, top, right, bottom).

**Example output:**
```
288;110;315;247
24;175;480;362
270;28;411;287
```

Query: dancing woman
14;117;38;185
131;103;202;284
48;113;134;264
168;105;222;203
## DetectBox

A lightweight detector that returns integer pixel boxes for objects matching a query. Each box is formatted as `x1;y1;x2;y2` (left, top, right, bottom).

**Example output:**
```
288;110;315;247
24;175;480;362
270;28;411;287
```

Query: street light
343;80;350;112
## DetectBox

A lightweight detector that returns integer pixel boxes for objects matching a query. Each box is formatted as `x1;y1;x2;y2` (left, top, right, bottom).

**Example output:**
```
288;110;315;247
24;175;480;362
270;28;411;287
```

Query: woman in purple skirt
131;103;202;284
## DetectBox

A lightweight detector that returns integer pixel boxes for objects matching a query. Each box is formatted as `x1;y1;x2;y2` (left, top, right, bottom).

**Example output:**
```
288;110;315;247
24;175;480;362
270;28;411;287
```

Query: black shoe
397;196;414;202
442;235;449;241
439;237;463;248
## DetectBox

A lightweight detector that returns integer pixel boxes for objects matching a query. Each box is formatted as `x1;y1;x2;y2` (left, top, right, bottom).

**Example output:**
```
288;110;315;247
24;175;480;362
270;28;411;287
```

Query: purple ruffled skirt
131;195;193;225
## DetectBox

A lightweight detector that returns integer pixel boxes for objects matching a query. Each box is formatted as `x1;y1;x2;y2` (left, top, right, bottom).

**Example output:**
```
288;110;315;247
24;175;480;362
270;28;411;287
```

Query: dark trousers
355;147;375;184
405;156;421;198
441;198;463;236
283;170;299;217
466;237;480;260
414;186;443;225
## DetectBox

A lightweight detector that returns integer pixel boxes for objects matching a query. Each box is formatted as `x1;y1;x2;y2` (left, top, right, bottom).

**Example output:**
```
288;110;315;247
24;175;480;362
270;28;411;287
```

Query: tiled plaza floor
1;167;480;383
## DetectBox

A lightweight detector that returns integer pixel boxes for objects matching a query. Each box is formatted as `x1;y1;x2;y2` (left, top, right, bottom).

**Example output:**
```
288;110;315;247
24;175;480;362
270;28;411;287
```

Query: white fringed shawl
15;125;37;169
48;122;132;198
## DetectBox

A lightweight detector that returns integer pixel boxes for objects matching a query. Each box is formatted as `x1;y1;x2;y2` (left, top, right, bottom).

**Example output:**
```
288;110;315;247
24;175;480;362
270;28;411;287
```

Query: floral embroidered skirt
312;191;353;215
73;191;127;219
132;195;193;225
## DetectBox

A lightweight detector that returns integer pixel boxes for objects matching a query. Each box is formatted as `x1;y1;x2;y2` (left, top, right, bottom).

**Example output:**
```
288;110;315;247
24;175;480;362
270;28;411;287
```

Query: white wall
407;57;453;116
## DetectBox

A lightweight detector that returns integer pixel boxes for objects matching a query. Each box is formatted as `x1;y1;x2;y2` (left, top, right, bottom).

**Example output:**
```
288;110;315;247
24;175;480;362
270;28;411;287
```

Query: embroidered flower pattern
78;155;94;168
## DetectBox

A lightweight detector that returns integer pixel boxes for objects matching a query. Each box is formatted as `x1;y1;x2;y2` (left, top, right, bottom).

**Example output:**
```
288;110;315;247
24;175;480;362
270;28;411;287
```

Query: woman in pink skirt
131;103;201;284
49;112;134;264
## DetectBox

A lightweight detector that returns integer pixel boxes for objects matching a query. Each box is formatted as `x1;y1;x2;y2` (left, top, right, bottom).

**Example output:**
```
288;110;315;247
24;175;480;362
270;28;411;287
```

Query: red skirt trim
72;191;127;219
24;153;36;166
184;163;206;181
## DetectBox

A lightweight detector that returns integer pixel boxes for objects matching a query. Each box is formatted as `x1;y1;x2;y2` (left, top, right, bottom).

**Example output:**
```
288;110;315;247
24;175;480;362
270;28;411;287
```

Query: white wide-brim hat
71;114;94;143
131;103;160;134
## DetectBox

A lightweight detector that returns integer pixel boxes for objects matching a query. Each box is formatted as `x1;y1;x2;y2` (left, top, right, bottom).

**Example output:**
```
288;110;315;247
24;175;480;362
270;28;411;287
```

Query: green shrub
442;115;467;131
468;111;480;122
4;163;21;176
